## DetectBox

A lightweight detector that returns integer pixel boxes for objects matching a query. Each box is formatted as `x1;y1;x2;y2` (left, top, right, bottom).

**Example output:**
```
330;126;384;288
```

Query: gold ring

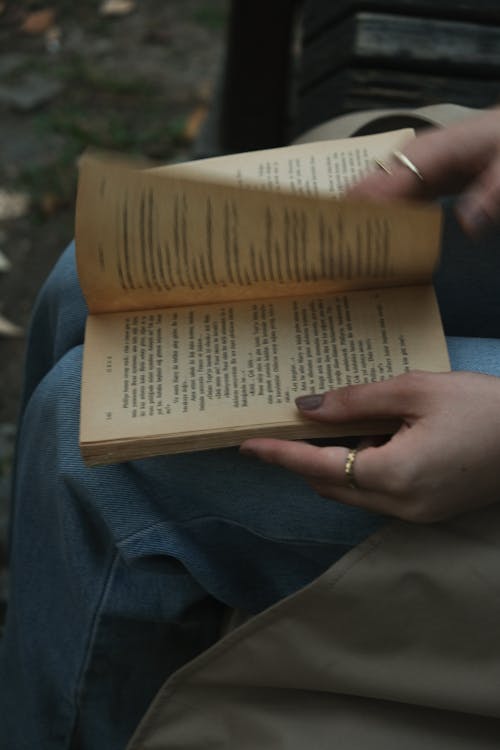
392;150;424;182
344;448;358;489
374;158;392;174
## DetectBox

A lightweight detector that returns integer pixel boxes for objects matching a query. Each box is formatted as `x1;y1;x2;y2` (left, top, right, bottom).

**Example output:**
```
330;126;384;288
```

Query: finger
308;476;439;523
240;439;359;485
348;164;426;202
349;110;500;202
356;435;389;449
456;154;500;235
295;372;431;424
282;433;424;516
240;432;409;493
306;480;403;518
240;437;414;517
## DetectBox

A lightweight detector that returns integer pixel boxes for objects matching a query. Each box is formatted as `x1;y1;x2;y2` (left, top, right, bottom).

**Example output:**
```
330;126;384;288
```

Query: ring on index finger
392;150;424;182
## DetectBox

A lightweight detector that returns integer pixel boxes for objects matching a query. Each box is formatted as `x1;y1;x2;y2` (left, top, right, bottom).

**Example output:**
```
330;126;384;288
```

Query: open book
76;129;449;465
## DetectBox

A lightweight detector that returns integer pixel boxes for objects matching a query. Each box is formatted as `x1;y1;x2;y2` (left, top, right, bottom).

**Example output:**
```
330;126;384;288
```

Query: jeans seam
69;550;121;747
118;515;378;549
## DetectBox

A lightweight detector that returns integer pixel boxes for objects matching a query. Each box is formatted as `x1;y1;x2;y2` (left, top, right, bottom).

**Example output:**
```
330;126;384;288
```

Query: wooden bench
204;0;500;153
296;0;500;136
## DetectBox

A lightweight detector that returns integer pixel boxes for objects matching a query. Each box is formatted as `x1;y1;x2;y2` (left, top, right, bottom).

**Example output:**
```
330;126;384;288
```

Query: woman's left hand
240;371;500;523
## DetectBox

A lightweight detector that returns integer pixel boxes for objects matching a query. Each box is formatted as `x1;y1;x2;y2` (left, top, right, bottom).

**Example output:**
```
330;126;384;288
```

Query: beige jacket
128;505;500;749
128;104;500;749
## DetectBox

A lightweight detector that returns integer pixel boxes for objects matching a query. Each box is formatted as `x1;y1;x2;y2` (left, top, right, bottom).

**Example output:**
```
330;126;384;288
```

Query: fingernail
295;393;324;411
457;202;491;236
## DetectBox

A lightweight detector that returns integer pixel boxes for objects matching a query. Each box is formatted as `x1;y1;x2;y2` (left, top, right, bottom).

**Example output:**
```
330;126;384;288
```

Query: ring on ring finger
344;448;358;489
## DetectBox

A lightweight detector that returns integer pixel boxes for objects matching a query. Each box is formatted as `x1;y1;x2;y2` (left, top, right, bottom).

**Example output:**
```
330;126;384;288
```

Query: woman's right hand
348;107;500;236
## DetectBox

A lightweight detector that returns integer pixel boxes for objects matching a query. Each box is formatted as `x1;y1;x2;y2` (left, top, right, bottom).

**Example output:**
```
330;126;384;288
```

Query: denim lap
2;240;500;749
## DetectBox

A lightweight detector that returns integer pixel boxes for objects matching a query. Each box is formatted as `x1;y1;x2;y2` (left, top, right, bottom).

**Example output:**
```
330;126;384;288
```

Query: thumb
295;373;427;423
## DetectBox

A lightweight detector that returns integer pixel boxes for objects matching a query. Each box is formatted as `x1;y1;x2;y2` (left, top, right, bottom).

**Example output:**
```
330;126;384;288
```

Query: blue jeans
2;240;500;749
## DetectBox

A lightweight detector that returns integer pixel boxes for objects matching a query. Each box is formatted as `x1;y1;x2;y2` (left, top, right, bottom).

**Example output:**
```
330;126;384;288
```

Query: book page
152;129;415;195
80;284;449;463
76;156;441;314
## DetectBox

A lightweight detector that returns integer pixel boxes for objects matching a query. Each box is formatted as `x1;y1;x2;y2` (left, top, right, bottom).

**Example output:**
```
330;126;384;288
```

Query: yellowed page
80;284;449;464
152;129;415;195
76;156;441;314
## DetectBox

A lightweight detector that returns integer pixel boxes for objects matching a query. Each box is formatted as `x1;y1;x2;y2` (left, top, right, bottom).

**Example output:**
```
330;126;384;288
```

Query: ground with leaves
0;0;228;419
0;0;228;617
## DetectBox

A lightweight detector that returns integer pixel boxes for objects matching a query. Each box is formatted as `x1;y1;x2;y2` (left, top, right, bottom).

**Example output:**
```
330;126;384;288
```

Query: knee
35;241;83;314
27;241;88;365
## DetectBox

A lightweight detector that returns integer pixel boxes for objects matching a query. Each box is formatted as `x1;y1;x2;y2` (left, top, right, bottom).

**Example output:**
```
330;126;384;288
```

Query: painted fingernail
295;393;324;411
